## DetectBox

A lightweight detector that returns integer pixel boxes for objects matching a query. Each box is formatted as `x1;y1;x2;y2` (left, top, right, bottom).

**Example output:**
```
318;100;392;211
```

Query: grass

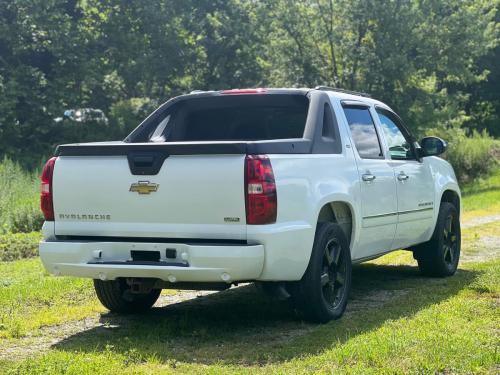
0;259;497;374
0;220;498;374
461;167;500;219
0;259;103;339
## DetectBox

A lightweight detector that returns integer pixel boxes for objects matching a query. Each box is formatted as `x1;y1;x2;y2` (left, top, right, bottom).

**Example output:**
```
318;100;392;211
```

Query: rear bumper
39;240;264;283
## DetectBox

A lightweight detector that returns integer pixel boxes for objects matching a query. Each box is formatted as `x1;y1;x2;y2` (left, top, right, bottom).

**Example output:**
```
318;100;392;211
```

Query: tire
93;279;161;313
290;222;352;323
413;202;461;277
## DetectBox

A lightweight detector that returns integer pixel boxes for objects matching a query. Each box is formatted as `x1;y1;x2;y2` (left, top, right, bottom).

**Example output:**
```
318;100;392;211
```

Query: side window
343;106;383;159
376;109;415;160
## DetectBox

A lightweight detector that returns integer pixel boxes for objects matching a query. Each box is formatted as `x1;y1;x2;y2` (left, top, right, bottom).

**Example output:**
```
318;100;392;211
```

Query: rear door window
343;106;383;159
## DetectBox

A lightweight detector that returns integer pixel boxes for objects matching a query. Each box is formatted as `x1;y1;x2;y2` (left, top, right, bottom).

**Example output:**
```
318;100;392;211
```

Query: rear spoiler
55;139;313;157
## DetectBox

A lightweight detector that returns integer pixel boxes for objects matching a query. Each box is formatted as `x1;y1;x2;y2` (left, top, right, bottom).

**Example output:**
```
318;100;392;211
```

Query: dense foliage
0;0;498;167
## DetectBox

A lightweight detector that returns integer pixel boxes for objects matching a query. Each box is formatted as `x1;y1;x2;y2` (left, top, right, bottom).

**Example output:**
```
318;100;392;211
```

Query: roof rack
314;86;371;98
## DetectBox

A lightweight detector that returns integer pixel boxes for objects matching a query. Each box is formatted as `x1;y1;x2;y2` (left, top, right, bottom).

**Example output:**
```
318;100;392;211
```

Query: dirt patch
460;235;500;263
156;289;219;307
480;236;500;249
346;289;408;313
0;316;99;361
460;213;499;263
462;214;500;229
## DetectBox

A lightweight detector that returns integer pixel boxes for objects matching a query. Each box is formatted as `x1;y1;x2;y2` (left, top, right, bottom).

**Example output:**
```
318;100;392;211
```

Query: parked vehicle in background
39;87;461;322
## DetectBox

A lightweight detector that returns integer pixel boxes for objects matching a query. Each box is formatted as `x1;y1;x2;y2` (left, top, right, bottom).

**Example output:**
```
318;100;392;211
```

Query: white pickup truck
39;87;461;322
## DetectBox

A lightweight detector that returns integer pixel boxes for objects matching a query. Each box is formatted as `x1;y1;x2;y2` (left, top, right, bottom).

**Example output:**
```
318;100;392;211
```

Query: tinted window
376;109;415;160
343;106;383;159
145;95;308;142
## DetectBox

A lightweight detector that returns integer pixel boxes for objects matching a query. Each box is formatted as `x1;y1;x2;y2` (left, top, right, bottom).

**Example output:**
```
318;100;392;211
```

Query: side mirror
419;136;447;157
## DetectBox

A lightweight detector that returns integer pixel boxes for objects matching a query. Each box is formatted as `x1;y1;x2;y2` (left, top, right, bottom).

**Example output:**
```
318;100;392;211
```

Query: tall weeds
0;158;43;233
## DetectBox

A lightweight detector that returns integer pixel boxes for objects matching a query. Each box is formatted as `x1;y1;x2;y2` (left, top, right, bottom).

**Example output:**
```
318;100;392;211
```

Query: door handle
362;173;376;182
397;172;409;181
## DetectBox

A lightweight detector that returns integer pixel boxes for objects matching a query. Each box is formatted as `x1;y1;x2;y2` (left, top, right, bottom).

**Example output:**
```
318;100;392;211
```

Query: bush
0;158;43;233
446;135;498;184
0;232;41;261
426;129;499;184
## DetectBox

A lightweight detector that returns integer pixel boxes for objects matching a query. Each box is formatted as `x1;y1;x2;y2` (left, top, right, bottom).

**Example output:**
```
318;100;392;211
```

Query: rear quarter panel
251;152;361;280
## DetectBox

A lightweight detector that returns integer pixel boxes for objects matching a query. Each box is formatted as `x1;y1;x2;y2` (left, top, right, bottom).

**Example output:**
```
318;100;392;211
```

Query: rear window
141;95;309;142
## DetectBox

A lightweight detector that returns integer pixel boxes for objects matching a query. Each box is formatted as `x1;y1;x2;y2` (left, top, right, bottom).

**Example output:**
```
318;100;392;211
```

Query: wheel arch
317;200;355;251
440;189;461;217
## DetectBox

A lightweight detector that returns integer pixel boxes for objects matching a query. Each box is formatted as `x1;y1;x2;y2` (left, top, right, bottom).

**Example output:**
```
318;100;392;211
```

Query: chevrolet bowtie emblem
129;181;159;195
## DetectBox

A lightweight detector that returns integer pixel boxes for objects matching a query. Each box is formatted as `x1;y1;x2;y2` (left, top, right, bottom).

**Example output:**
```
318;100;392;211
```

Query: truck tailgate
52;154;247;240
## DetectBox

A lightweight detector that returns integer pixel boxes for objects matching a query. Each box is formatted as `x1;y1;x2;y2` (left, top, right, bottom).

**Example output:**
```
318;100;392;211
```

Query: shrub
0;232;41;261
445;134;498;184
9;205;45;233
425;129;499;184
0;158;43;233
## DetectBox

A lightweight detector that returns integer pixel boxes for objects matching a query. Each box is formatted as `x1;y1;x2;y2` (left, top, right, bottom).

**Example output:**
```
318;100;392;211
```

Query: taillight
41;157;57;221
245;155;277;224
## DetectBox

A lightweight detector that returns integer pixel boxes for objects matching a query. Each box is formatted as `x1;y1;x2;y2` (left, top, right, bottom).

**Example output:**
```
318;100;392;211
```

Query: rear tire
93;279;161;313
413;202;461;277
290;222;352;323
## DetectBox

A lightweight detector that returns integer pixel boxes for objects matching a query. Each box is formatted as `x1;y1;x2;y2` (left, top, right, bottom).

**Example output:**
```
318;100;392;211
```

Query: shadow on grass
53;263;478;365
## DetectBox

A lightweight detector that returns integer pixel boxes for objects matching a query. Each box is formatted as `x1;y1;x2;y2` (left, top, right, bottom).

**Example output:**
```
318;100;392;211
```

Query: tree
259;0;499;135
0;0;498;167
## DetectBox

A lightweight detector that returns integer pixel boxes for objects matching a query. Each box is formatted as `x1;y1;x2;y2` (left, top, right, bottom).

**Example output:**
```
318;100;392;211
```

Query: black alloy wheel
321;238;348;310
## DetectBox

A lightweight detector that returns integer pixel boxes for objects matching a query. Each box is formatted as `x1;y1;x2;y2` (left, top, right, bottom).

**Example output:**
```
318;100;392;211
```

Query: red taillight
41;157;57;221
221;88;267;95
245;155;277;225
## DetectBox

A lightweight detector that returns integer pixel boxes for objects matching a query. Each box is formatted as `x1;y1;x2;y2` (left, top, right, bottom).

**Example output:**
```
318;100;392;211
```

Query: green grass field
0;171;498;374
462;168;500;219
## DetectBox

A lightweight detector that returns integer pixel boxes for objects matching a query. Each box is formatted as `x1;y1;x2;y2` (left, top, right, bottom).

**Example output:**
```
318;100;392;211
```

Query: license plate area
131;250;160;262
86;244;189;267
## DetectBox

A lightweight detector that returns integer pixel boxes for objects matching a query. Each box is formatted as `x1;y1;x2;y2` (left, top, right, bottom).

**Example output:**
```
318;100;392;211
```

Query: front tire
291;222;352;323
413;202;461;277
93;279;161;313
